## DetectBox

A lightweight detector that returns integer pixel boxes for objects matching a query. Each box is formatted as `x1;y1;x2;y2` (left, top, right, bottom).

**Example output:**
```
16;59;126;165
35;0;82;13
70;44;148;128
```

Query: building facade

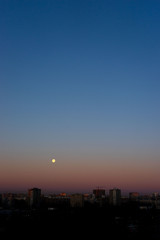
70;194;84;208
129;192;139;201
28;188;41;208
109;188;121;206
93;189;105;199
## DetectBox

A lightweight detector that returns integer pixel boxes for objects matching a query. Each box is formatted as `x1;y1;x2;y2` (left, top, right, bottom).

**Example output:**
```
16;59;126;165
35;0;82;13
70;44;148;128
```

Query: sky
0;0;160;195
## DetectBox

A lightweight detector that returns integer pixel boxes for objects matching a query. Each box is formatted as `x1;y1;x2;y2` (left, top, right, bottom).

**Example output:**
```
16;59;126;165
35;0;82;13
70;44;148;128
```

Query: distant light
52;159;56;163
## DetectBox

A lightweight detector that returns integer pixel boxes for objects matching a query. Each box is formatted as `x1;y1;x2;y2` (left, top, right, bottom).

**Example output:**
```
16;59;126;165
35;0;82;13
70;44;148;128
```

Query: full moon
52;158;56;163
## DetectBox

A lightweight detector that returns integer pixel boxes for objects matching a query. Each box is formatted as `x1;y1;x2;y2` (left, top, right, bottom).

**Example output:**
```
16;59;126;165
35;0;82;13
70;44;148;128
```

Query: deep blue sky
0;0;160;193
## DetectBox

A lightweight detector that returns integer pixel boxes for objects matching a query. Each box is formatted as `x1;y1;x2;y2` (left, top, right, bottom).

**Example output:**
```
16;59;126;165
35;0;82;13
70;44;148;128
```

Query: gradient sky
0;0;160;194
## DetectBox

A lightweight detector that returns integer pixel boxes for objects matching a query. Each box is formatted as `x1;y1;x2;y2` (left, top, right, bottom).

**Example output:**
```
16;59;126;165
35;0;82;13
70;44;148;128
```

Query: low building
93;189;105;199
129;192;139;201
1;193;15;207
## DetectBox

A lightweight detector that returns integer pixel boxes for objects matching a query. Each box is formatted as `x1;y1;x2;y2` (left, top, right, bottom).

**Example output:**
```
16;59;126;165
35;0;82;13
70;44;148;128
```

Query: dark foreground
1;204;160;239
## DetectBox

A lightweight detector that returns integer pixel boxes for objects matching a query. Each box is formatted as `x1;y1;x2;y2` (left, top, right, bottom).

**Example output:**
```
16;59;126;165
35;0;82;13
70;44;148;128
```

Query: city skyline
1;1;160;194
0;184;159;197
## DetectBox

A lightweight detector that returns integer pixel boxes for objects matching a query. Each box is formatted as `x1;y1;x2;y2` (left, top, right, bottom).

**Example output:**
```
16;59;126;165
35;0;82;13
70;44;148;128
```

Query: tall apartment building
109;188;121;206
28;188;41;208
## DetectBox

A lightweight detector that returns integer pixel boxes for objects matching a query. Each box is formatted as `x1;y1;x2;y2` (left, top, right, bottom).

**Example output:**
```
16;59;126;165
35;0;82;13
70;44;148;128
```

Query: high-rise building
109;188;121;206
28;188;41;208
93;188;105;199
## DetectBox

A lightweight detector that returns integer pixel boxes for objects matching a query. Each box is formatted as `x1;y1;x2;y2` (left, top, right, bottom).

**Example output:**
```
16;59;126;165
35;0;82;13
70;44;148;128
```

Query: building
70;194;84;208
93;188;105;199
109;188;121;206
152;192;159;200
1;193;15;207
28;188;41;208
129;192;139;201
43;194;70;208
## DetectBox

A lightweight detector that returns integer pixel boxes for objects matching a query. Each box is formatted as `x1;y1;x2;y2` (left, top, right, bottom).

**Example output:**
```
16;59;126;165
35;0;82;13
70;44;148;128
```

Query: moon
52;158;56;163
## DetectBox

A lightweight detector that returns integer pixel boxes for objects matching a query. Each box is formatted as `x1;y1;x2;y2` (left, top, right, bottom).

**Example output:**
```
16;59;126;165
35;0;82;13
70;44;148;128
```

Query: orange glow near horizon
0;152;160;194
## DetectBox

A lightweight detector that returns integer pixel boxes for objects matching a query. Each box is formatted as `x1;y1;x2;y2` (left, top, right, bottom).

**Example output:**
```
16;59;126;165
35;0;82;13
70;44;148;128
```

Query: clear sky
0;0;160;194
